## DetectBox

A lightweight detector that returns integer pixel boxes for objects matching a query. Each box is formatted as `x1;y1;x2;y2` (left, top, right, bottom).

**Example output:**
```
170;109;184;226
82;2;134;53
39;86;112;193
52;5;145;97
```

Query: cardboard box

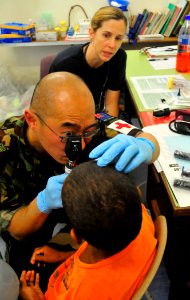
36;30;57;41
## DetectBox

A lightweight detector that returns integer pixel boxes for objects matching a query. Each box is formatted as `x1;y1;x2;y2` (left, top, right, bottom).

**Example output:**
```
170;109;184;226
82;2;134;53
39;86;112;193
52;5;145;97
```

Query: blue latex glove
89;134;155;173
37;173;67;214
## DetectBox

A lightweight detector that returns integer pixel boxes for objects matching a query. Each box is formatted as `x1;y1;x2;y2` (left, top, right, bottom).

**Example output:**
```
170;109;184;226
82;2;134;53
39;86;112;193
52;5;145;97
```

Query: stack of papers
148;57;176;70
138;34;164;41
130;75;190;111
65;33;89;41
145;45;177;58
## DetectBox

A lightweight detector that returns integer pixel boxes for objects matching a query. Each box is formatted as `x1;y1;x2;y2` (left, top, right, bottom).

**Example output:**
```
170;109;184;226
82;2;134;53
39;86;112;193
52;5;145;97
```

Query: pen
148;58;168;61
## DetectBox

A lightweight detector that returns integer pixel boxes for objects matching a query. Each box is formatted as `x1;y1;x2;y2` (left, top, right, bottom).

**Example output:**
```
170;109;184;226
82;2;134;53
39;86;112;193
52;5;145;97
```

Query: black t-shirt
49;43;127;111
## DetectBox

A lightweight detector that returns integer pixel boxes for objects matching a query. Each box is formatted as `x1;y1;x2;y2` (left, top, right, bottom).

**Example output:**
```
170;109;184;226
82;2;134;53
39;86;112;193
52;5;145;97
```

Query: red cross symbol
114;121;132;129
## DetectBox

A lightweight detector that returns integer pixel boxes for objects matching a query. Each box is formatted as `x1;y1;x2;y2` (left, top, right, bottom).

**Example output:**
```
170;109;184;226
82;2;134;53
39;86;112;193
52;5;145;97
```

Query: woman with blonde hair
50;6;127;117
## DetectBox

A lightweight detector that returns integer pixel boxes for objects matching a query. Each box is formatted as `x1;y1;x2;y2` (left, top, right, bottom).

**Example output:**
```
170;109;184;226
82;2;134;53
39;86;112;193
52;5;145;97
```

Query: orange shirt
45;204;157;300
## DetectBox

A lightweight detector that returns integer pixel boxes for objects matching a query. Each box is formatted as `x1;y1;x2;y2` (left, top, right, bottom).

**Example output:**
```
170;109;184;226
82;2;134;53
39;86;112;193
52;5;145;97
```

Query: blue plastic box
0;34;31;43
0;22;35;37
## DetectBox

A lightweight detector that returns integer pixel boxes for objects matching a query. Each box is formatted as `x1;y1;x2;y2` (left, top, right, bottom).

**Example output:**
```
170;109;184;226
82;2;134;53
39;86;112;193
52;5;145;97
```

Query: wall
0;0;178;24
0;0;178;89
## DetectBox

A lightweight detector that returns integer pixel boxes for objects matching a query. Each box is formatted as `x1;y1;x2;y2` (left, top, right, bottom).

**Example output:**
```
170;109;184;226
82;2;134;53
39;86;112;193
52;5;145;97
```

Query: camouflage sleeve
0;209;18;233
0;156;21;232
0;124;22;232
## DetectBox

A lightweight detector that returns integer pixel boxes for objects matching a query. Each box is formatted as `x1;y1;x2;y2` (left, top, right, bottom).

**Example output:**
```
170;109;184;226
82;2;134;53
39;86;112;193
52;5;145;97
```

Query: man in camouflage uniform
0;72;159;291
0;72;102;290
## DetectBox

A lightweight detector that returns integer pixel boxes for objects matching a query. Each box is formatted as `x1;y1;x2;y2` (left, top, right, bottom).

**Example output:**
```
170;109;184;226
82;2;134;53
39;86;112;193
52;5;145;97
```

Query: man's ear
24;109;38;129
70;228;83;245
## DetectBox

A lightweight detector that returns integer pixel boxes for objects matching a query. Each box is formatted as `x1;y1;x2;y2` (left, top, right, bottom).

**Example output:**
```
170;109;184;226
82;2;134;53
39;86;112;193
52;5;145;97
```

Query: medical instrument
173;178;190;190
65;135;82;174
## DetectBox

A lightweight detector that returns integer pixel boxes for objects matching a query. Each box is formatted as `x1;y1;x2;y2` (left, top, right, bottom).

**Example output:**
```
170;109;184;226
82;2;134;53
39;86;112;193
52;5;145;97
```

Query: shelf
125;37;177;50
0;37;177;49
0;40;88;47
137;37;177;43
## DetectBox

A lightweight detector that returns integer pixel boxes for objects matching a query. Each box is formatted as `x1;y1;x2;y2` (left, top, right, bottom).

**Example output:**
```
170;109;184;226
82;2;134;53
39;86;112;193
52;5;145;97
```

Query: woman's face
89;19;126;62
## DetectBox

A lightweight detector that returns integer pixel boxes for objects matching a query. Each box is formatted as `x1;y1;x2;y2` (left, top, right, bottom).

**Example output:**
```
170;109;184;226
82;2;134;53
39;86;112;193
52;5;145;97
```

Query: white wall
128;0;180;14
0;0;108;27
0;0;178;24
0;0;178;89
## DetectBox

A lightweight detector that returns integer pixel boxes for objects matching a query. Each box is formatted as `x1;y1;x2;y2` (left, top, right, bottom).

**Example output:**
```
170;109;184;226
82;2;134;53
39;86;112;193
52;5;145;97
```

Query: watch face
95;112;115;123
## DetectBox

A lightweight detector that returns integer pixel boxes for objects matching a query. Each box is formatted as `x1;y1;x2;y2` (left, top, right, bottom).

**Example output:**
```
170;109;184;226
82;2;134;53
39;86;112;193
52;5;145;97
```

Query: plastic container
108;0;130;33
54;20;67;40
0;22;35;36
67;26;74;36
168;76;190;91
0;34;31;43
176;15;190;73
59;20;67;40
108;0;130;11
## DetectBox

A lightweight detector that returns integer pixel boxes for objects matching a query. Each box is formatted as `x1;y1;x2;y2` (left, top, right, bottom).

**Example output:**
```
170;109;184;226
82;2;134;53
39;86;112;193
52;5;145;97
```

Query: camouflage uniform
0;116;70;290
0;115;103;291
0;116;65;231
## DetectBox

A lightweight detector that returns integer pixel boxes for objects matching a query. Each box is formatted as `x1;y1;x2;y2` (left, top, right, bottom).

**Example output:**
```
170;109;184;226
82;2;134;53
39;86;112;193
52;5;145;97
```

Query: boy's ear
70;228;83;245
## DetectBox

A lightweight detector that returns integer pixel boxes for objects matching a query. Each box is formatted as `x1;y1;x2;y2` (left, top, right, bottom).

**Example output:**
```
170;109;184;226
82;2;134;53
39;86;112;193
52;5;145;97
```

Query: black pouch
169;109;190;135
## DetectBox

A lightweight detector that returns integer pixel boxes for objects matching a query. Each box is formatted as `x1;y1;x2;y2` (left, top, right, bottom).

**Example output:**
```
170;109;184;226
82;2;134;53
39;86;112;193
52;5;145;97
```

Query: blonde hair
91;6;127;32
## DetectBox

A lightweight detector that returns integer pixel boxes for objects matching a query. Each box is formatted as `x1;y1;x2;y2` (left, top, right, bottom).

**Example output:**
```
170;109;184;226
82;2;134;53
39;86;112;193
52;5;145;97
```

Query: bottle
54;20;68;41
28;18;36;41
67;26;74;37
60;20;67;40
176;15;190;73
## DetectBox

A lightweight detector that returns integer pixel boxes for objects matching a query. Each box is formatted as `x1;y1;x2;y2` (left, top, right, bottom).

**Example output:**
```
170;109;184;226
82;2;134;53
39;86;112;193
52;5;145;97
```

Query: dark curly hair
62;161;142;253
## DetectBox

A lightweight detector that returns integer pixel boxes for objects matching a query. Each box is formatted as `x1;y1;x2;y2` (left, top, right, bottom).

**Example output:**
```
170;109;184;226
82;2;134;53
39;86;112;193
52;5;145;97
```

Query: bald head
30;72;95;117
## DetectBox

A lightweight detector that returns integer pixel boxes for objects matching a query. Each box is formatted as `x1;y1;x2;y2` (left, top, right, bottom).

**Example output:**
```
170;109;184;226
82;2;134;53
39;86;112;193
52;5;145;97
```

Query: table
126;50;190;112
126;50;190;299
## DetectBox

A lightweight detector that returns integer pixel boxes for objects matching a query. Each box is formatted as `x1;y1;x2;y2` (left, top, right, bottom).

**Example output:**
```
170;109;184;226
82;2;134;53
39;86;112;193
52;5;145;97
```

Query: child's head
62;161;142;253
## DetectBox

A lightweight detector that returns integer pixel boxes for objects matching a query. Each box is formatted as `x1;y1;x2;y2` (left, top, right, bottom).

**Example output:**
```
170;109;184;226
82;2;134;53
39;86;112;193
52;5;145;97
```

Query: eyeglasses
33;112;100;143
